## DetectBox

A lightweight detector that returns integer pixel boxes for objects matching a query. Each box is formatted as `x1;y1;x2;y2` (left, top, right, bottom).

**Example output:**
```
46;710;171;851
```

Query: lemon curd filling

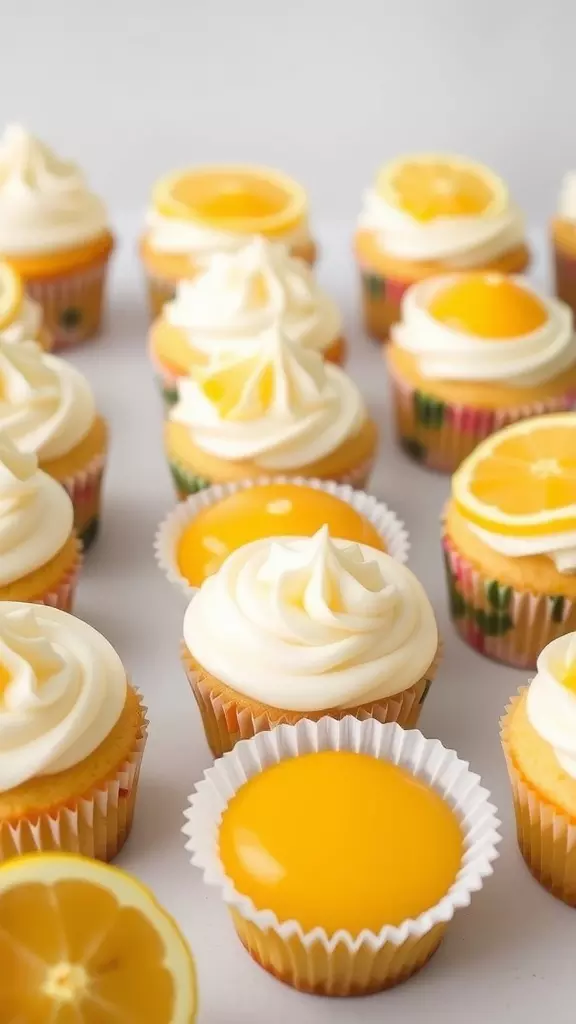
429;274;548;339
219;751;463;937
176;484;386;586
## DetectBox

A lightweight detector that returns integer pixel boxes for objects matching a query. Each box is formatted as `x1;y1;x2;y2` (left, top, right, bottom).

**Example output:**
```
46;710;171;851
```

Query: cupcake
165;325;377;499
181;526;439;756
0;259;52;350
140;164;316;318
0;339;108;549
388;273;576;472
355;153;530;341
0;435;80;610
150;237;345;407
502;632;576;905
184;716;500;996
0;125;113;350
443;413;576;668
155;477;409;596
0;602;147;861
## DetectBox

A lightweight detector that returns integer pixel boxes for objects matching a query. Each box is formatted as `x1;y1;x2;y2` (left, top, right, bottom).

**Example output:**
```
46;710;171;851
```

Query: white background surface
65;217;574;1023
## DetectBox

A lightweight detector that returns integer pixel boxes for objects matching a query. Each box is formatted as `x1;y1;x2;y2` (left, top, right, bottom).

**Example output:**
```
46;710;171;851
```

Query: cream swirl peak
392;275;576;388
0;435;73;586
527;633;576;778
183;528;438;711
0;603;126;791
165;238;340;353
0;340;95;460
170;326;365;470
0;124;108;255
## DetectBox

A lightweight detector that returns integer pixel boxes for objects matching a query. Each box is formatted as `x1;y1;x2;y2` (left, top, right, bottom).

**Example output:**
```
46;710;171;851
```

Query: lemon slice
377;153;508;222
153;164;306;235
0;853;197;1023
453;413;576;537
0;261;23;331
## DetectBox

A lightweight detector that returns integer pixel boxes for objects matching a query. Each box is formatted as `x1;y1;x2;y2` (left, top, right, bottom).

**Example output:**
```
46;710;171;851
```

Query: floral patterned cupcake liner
359;269;407;342
501;692;576;906
0;694;148;863
183;716;500;996
26;250;113;351
155;475;410;599
59;449;107;551
442;531;576;669
553;242;576;319
389;366;576;474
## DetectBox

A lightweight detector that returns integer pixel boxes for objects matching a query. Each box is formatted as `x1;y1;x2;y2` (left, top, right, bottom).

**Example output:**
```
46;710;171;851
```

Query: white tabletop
68;218;572;1024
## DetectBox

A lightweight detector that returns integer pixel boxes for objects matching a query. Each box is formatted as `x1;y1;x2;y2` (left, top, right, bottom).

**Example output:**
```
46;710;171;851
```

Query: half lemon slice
0;260;23;331
0;853;197;1023
453;413;576;537
377;153;508;223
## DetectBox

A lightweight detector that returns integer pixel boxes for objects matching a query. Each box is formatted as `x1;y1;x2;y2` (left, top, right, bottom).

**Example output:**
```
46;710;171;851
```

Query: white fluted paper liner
155;476;410;598
183;716;500;995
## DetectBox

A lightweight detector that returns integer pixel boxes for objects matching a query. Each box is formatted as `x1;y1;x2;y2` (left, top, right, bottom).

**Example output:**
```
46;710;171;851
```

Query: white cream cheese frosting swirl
0;602;126;791
526;633;576;778
0;295;43;345
0;124;108;255
0;436;73;585
165;238;340;354
391;275;576;388
0;340;95;460
358;189;525;267
146;210;311;256
170;327;365;470
183;527;438;710
469;524;576;574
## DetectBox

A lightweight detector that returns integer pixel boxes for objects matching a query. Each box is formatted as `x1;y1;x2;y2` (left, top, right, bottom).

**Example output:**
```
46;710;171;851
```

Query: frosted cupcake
0;435;80;610
140;164;316;318
502;632;576;905
0;602;147;861
150;237;344;407
181;527;439;755
388;273;576;471
0;340;108;549
0;259;52;350
355;153;530;340
552;172;576;318
165;325;377;498
0;125;113;350
443;413;576;668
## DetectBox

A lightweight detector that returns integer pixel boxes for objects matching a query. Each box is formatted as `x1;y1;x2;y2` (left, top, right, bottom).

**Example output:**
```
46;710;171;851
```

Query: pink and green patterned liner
26;251;113;351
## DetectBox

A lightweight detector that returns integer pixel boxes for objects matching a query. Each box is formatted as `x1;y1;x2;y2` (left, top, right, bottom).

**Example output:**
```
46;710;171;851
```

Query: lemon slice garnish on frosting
0;261;23;331
377;153;508;223
453;414;576;537
153;165;307;235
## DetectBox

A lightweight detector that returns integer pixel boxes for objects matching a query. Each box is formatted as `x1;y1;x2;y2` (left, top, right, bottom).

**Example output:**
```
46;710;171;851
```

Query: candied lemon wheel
453;413;576;537
378;153;507;222
0;853;197;1023
0;260;23;331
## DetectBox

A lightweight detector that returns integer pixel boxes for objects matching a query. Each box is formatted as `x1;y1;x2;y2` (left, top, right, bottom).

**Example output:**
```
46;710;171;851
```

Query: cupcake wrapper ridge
60;448;107;551
155;475;410;599
26;248;113;351
183;716;500;996
33;535;83;613
359;270;407;341
553;242;576;318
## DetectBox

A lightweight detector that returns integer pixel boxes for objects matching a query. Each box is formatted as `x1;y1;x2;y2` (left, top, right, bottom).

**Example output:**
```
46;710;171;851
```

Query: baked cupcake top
0;340;95;461
0;602;126;791
169;326;365;471
0;125;108;256
451;413;576;573
183;526;438;710
163;237;340;355
524;632;576;776
146;164;311;255
391;273;575;387
0;436;73;585
358;153;525;266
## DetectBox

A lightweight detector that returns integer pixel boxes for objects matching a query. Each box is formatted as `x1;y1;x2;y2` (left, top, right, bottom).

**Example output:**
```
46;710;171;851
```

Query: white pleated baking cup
183;716;501;996
154;476;410;598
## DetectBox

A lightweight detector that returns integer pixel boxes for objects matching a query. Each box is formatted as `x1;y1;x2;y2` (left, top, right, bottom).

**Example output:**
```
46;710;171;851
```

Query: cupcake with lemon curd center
388;272;576;472
0;259;52;351
502;631;576;904
0;125;113;349
0;602;147;861
355;153;530;340
165;324;377;498
141;164;316;319
0;435;80;610
181;526;439;755
443;412;576;668
150;237;344;407
0;339;108;549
